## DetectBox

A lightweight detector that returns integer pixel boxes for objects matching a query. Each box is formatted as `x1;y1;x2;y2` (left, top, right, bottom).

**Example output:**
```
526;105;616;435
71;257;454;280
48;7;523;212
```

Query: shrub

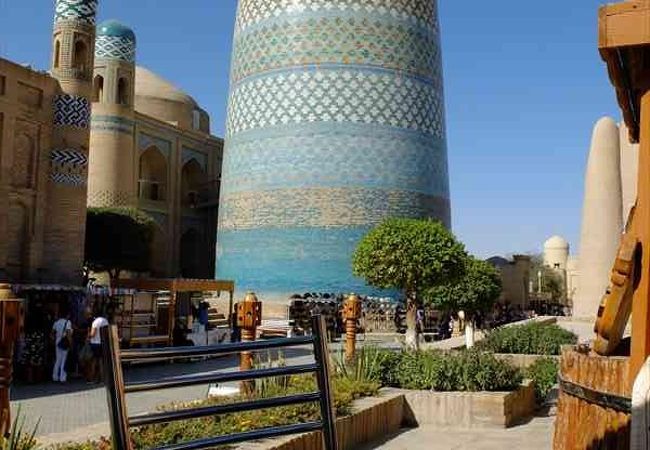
52;374;379;450
526;357;559;404
389;350;522;392
334;346;397;385
477;323;577;355
1;407;40;450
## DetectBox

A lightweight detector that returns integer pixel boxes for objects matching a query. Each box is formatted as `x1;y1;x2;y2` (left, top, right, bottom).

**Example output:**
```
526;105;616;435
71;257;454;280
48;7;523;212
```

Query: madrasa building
0;0;222;286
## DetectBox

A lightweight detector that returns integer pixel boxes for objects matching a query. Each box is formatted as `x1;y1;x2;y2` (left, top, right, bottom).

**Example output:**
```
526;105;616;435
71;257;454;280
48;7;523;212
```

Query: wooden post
0;285;23;437
101;325;131;450
343;294;361;362
631;91;650;389
311;314;339;450
237;292;262;396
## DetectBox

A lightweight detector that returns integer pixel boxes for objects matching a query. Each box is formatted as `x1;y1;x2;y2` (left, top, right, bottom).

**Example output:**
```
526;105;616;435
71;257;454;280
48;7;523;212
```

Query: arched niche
117;77;129;106
12;133;35;189
181;159;206;206
93;75;104;103
138;146;168;201
73;39;89;71
6;201;29;280
180;228;203;278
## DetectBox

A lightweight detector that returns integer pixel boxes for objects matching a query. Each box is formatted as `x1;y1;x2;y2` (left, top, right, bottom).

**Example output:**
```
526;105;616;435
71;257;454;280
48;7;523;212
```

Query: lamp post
236;292;262;396
0;284;24;437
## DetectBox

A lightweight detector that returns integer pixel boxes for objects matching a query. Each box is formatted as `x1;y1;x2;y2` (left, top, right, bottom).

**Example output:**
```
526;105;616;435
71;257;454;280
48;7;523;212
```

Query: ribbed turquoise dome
97;20;136;42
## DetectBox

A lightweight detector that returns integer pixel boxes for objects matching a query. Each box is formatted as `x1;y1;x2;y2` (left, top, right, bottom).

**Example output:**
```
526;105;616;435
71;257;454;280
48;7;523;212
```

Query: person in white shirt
88;314;109;382
51;311;72;383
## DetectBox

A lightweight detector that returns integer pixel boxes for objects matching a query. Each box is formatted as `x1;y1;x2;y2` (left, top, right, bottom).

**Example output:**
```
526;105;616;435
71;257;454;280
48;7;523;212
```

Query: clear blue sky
0;0;621;259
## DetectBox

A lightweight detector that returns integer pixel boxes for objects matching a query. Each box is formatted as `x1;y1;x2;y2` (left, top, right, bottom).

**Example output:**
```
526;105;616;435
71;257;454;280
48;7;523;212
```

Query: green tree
425;256;502;347
84;207;156;285
352;218;467;348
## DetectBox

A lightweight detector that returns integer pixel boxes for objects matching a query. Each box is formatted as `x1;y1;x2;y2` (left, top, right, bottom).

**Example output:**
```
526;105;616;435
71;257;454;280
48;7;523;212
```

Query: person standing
88;313;109;382
51;311;72;383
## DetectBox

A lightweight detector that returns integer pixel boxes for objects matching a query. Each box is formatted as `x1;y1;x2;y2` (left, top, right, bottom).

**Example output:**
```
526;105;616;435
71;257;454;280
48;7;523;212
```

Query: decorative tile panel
219;187;450;230
218;0;449;296
182;147;208;171
54;0;98;25
91;115;135;135
235;0;438;32
231;15;441;83
226;68;445;139
50;148;88;187
138;133;171;159
53;94;91;129
221;123;448;198
50;172;86;186
95;35;136;63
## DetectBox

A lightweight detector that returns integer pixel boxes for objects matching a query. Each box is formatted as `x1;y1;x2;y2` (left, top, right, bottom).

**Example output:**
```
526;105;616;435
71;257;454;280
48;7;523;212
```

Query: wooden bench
101;314;338;450
127;335;170;347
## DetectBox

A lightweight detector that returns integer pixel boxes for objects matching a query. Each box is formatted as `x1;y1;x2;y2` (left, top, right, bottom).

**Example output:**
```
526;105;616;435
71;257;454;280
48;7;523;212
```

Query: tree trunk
405;293;419;350
465;319;475;348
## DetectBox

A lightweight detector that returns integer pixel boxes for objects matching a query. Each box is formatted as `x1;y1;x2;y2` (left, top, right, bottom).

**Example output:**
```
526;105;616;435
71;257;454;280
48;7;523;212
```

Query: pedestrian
51;310;72;383
88;312;109;383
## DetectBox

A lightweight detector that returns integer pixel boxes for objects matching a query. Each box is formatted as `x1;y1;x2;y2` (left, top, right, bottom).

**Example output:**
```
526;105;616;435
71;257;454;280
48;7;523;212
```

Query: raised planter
247;382;536;449
401;380;536;429
244;390;405;450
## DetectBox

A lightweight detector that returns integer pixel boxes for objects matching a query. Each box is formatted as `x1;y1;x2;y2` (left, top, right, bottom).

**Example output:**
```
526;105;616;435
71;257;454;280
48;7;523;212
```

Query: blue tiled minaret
217;0;451;298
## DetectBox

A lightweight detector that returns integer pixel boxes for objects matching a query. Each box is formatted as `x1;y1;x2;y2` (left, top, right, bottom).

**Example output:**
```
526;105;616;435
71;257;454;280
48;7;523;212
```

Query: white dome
544;235;569;249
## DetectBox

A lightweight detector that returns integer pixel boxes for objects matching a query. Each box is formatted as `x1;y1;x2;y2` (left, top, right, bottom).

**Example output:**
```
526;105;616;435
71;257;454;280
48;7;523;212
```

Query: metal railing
100;314;338;450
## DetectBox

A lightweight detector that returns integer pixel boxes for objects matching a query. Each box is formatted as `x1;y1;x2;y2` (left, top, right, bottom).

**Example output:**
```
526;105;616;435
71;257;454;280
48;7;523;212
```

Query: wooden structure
236;292;262;395
100;315;338;450
0;285;24;437
555;3;650;448
113;278;235;347
343;294;361;361
554;347;631;449
593;0;650;387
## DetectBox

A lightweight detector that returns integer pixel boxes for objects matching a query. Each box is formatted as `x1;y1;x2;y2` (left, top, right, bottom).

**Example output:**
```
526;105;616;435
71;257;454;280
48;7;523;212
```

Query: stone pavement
361;414;555;450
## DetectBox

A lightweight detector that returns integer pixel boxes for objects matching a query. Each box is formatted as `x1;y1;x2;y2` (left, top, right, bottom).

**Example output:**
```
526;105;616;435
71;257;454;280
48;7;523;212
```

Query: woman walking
51;310;72;383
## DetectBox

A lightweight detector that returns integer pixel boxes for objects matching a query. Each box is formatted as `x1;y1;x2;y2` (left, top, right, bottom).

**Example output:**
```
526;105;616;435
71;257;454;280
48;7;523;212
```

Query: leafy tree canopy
85;207;156;281
425;256;502;316
352;218;467;297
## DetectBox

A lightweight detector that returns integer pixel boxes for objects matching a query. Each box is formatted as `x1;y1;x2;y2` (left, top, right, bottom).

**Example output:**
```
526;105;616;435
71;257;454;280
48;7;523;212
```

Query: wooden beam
113;278;235;294
630;90;650;389
600;0;650;49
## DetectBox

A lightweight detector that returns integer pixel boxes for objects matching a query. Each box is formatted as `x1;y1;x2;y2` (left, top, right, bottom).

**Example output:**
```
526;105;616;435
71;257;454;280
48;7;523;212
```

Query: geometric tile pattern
218;0;449;295
182;147;208;171
54;0;98;25
231;15;442;83
50;172;86;186
91;115;135;135
226;68;445;139
218;187;450;230
50;148;88;187
235;0;438;32
139;133;171;159
221;123;449;198
50;149;88;167
95;35;136;63
53;95;91;129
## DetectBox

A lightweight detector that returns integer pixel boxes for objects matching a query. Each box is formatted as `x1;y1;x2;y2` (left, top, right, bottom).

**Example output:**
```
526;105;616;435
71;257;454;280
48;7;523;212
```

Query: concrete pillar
573;117;623;319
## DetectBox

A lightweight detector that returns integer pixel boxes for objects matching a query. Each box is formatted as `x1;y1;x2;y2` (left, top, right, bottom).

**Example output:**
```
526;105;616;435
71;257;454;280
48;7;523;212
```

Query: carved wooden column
343;294;361;361
0;284;24;437
237;292;261;396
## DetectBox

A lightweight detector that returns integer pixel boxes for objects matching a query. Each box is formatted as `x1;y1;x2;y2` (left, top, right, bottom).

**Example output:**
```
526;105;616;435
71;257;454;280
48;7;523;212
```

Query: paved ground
12;317;575;447
361;415;555;450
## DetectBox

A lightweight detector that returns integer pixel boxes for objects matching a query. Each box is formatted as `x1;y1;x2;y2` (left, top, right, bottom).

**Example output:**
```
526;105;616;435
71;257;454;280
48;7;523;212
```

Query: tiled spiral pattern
217;0;450;296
